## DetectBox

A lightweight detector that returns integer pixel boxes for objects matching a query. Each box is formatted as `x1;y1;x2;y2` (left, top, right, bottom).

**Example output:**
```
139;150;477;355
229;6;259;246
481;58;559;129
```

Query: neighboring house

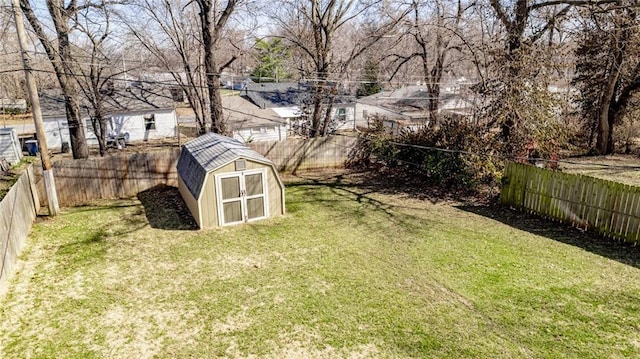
243;81;356;133
355;79;477;133
37;87;178;151
222;95;287;143
0;128;22;164
438;93;475;117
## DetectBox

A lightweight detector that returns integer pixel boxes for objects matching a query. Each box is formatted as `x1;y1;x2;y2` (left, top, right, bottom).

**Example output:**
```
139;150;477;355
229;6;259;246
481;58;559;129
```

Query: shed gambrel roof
177;133;277;199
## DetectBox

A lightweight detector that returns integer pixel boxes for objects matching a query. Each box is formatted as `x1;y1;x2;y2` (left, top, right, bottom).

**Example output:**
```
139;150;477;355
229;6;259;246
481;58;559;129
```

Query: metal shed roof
177;132;277;199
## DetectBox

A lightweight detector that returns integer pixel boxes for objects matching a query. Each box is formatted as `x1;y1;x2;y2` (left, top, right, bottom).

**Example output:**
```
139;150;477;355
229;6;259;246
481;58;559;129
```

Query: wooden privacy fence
43;149;181;206
42;136;356;206
0;165;40;294
249;135;356;172
501;162;640;244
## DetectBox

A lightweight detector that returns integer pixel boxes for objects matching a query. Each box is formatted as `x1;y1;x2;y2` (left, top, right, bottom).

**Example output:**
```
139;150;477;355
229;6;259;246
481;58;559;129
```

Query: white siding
43;117;71;151
0;128;22;164
99;109;177;143
331;105;356;131
41;109;177;150
233;125;287;143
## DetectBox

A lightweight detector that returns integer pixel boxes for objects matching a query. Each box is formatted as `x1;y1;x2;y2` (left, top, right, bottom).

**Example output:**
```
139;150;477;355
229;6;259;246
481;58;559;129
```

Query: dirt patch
48;136;193;162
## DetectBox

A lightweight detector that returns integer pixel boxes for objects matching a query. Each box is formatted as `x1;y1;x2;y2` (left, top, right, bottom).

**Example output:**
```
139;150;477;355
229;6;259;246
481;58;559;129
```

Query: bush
348;115;501;191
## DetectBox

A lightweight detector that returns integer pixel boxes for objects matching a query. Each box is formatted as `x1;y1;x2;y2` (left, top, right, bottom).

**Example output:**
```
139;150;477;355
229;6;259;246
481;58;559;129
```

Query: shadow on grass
54;228;111;269
285;171;435;235
285;168;490;204
137;184;198;230
457;205;640;269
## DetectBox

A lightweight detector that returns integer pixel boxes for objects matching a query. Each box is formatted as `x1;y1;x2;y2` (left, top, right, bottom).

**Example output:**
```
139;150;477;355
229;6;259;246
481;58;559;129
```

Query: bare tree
74;4;133;156
275;0;408;137
574;2;640;154
20;0;92;159
196;0;241;134
128;0;209;133
130;0;245;135
481;0;613;155
387;0;474;123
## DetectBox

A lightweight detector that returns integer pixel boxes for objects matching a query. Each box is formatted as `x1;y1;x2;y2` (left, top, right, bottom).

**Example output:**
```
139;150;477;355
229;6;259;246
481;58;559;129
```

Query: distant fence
40;136;354;206
0;165;40;294
249;135;356;172
501;162;640;244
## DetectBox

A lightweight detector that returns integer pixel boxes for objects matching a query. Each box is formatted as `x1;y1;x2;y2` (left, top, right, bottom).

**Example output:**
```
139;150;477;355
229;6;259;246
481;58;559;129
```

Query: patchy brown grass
1;174;640;357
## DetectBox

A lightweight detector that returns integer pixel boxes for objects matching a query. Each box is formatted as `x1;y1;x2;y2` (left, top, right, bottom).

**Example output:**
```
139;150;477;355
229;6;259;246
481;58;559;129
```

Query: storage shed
177;133;285;229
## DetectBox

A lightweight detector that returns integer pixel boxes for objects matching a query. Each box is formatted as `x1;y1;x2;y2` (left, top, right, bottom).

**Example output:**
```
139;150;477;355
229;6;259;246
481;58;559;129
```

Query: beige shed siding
178;175;201;228
197;159;284;228
200;169;220;229
267;166;283;215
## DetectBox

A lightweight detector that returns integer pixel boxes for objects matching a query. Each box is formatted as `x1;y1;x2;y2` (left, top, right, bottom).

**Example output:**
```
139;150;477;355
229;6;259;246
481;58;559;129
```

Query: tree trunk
209;75;225;134
311;89;324;137
321;94;335;136
21;0;88;159
596;20;628;155
197;0;235;135
62;84;89;159
92;102;107;156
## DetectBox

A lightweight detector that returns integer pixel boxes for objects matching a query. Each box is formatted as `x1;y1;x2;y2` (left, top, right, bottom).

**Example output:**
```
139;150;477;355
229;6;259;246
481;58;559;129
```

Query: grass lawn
560;154;640;187
1;173;640;358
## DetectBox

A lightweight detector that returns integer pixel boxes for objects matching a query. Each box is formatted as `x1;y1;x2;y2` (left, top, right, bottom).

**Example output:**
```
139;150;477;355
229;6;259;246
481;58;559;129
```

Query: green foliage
348;115;500;190
479;76;566;160
572;24;613;148
614;113;640;154
356;59;382;97
250;38;290;82
0;108;26;115
572;7;640;154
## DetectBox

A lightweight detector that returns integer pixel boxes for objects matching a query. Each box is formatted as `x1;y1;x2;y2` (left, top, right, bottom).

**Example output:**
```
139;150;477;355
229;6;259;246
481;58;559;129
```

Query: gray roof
244;82;310;109
177;132;276;199
356;85;476;119
222;95;285;129
243;81;354;109
39;87;176;118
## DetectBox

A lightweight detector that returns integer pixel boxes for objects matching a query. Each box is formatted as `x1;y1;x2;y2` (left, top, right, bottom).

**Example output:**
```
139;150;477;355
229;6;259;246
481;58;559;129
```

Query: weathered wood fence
39;136;356;206
43;149;180;206
0;165;39;294
250;136;356;172
501;162;640;244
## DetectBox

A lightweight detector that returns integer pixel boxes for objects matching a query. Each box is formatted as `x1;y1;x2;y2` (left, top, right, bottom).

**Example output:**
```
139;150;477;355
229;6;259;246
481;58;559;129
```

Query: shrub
348;115;501;190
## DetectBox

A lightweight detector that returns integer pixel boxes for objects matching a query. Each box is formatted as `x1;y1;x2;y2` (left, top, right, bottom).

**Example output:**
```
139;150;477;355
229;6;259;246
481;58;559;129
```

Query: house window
85;118;94;134
144;114;156;130
337;108;346;122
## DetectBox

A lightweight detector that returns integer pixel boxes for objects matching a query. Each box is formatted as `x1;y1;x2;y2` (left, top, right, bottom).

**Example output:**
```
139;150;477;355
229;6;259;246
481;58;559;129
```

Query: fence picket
501;162;640;245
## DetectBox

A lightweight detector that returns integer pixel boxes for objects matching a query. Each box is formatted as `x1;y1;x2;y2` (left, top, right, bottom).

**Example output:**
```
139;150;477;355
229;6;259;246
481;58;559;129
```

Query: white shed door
216;169;268;226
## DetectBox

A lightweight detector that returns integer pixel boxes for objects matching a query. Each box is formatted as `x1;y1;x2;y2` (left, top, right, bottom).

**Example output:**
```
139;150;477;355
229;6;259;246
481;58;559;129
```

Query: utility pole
12;0;60;216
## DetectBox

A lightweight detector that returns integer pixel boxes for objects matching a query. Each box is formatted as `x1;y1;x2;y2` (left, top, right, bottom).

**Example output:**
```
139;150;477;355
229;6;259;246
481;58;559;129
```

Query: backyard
1;173;640;358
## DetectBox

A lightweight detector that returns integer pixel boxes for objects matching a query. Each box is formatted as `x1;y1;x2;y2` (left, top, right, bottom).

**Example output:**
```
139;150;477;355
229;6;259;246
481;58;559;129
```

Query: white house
243;81;356;134
222;95;287;143
38;88;178;151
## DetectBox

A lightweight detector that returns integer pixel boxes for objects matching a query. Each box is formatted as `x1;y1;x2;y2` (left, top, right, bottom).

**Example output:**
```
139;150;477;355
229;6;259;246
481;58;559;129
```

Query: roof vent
235;159;246;171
